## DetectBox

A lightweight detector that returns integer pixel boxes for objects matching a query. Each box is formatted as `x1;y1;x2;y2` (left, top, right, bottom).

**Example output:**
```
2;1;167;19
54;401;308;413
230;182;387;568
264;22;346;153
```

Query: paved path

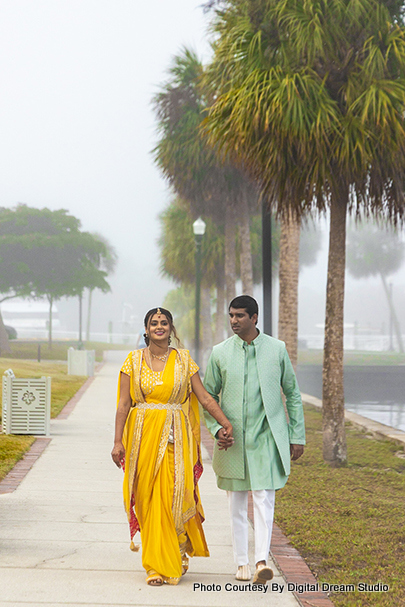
0;354;303;607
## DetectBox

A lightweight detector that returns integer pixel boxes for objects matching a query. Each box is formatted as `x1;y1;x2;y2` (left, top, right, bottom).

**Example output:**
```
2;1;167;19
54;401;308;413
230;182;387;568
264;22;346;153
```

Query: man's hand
217;427;235;451
290;444;304;461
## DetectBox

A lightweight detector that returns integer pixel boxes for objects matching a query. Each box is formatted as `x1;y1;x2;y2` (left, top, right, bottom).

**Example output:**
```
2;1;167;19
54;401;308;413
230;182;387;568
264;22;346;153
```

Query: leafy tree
0;205;111;348
203;0;405;465
347;220;405;351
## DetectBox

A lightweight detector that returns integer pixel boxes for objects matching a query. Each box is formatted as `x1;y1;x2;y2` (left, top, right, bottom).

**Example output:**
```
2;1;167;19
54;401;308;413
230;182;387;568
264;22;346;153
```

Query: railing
8;329;140;345
299;334;403;351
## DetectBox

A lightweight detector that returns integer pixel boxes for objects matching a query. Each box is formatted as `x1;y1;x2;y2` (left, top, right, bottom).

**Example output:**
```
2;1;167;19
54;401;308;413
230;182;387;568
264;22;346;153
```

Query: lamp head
192;217;206;236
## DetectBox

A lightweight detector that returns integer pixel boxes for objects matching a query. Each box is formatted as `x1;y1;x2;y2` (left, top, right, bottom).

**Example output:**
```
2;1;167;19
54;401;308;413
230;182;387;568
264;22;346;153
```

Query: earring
168;335;171;345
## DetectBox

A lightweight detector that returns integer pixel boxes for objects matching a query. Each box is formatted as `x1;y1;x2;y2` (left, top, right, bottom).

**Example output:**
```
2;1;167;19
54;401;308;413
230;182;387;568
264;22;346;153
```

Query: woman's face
146;313;171;345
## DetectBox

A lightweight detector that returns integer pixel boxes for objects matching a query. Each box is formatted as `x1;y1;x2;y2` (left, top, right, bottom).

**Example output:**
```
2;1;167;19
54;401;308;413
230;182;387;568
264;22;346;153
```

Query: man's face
229;307;258;337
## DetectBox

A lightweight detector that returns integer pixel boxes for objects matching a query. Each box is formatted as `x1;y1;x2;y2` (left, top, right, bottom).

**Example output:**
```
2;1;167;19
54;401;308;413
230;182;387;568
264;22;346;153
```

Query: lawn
298;349;405;366
0;358;88;482
1;340;130;362
276;404;405;607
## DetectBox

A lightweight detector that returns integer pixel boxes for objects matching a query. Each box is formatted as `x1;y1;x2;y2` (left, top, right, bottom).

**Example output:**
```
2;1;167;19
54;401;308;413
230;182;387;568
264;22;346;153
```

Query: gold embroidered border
136;402;182;410
127;408;145;512
182;504;197;524
179;538;187;556
153;411;172;480
130;350;144;403
172;411;185;536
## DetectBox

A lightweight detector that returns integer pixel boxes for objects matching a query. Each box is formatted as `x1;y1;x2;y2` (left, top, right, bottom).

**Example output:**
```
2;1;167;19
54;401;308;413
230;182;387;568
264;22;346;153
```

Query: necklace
149;348;169;362
147;347;169;386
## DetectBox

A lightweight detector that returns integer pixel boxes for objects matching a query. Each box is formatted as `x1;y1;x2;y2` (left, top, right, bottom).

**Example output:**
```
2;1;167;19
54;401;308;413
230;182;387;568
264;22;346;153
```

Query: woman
111;307;233;586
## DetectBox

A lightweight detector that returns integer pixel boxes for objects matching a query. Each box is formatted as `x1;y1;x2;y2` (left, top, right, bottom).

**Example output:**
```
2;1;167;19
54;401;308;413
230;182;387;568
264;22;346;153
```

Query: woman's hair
143;307;181;347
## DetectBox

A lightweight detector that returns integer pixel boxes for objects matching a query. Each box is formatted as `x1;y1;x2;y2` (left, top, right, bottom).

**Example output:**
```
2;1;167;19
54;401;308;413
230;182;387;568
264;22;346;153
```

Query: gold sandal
182;555;189;575
146;569;163;586
162;575;180;585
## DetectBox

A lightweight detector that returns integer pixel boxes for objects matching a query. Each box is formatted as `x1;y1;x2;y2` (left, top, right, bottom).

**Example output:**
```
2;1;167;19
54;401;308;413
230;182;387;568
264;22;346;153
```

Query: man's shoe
252;563;273;585
235;564;251;580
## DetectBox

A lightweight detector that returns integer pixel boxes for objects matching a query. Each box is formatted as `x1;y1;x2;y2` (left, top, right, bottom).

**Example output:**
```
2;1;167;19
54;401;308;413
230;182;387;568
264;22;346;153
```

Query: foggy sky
0;0;211;326
1;1;405;339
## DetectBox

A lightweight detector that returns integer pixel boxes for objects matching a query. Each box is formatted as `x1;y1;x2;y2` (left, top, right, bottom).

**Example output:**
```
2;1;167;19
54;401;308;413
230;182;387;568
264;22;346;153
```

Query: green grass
298;349;405;366
276;404;405;606
0;359;87;419
0;434;36;482
1;340;130;362
0;359;88;482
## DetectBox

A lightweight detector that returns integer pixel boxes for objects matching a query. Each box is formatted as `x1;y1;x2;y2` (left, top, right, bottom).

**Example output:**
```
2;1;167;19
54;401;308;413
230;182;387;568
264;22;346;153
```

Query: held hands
290;444;304;461
111;441;125;468
217;426;234;451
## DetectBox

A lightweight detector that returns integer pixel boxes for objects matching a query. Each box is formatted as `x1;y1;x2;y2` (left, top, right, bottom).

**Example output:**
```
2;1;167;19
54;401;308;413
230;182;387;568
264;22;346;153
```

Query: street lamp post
262;201;273;335
193;217;206;366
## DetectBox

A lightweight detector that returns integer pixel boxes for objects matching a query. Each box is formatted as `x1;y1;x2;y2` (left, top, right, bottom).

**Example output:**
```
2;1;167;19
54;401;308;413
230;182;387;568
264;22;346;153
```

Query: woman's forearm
200;396;230;429
114;403;130;444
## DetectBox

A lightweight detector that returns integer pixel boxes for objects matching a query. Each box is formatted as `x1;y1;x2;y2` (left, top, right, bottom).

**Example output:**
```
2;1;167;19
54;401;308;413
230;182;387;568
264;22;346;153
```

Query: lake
296;365;405;432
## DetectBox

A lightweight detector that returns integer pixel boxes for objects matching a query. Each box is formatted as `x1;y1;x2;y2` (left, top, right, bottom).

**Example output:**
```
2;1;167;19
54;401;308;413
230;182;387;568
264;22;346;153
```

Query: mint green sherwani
203;332;305;491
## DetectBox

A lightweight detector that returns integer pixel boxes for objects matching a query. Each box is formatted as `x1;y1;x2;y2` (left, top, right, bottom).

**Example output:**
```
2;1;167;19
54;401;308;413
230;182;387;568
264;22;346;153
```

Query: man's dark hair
229;295;259;319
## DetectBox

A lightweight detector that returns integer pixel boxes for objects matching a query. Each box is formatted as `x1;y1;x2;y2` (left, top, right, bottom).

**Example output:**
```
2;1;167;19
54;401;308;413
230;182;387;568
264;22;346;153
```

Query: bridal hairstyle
143;307;181;347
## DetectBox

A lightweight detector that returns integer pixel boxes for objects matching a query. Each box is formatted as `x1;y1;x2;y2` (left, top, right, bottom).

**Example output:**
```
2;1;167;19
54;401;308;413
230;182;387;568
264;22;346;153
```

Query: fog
0;0;211;336
1;1;405;345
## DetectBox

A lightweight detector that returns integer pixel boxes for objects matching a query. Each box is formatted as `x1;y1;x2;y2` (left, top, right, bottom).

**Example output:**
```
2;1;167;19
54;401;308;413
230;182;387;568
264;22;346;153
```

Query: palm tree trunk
239;192;254;295
380;274;404;353
215;264;226;344
48;295;53;350
86;288;93;342
322;197;348;467
277;213;300;369
225;204;236;336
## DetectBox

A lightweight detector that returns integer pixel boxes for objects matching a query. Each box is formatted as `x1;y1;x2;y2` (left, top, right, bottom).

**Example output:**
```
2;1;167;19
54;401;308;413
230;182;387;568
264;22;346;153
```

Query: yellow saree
118;348;209;582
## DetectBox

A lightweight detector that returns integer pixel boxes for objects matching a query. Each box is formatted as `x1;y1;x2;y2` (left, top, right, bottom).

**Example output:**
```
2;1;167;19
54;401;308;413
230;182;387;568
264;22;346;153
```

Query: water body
296;365;405;432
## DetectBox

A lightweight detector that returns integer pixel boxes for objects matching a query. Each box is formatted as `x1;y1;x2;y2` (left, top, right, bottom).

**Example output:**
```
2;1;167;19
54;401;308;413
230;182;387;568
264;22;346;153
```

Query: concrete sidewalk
0;354;303;607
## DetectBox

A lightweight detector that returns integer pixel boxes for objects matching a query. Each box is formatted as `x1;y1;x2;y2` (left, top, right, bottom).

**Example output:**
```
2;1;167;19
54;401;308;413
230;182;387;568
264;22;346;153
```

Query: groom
203;295;305;585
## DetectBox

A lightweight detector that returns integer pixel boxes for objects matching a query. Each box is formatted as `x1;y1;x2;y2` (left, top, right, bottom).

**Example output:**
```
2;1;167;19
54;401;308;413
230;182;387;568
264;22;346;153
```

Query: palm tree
159;198;225;346
277;215;301;367
203;0;405;465
152;48;259;308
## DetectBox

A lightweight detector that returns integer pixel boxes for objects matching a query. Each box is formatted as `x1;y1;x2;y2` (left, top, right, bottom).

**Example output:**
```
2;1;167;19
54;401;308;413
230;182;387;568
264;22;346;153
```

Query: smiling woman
111;306;234;586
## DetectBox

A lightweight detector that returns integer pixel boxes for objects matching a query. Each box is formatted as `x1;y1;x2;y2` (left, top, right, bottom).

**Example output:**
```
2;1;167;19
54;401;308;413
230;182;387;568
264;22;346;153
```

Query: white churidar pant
227;490;275;566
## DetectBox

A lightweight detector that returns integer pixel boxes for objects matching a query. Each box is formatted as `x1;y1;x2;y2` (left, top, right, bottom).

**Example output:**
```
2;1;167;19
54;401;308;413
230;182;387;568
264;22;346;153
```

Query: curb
0;362;105;494
56;361;105;420
0;437;51;494
200;425;335;607
301;392;405;447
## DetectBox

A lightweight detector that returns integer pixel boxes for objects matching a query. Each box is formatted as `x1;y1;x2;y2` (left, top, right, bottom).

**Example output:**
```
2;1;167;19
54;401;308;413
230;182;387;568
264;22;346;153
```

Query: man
203;295;305;585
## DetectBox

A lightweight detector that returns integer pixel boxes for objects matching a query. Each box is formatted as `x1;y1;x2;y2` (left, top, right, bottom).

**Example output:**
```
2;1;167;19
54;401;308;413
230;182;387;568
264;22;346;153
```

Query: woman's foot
146;570;163;586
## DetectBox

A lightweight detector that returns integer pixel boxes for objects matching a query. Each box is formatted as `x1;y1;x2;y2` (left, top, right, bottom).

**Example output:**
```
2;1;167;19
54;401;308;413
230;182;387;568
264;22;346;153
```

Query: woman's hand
111;441;125;468
217;426;234;451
